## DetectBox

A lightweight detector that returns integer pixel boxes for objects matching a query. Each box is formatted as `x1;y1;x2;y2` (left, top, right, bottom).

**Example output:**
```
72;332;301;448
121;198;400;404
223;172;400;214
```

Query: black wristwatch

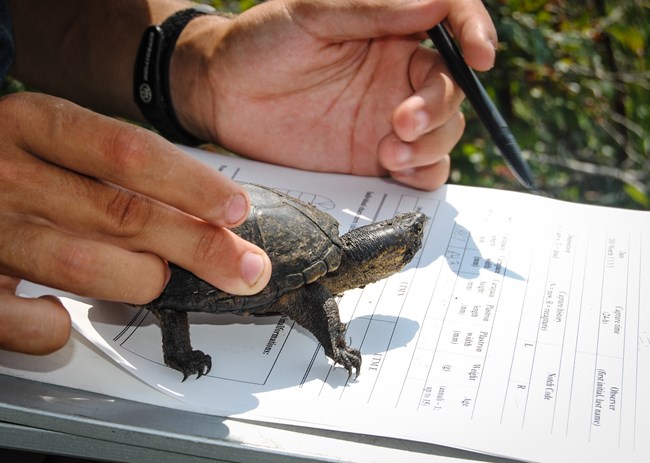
133;5;216;145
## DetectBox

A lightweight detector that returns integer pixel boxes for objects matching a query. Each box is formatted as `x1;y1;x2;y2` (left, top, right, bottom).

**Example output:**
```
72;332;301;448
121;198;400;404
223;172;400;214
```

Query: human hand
172;0;497;190
0;92;271;354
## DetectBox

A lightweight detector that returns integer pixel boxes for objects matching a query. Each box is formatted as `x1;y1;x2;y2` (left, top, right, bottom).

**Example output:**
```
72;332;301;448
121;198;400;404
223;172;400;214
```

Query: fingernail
414;110;429;136
485;32;498;51
394;142;412;167
241;251;266;287
480;28;498;69
393;168;416;179
226;194;247;225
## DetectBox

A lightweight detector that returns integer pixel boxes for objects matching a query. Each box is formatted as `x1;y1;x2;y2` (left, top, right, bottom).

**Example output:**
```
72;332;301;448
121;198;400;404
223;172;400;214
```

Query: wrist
168;13;234;143
134;5;226;144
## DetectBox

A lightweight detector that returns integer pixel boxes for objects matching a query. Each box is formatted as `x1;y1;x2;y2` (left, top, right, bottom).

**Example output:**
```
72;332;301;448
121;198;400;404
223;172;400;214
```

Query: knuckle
192;226;228;265
105;189;153;238
51;241;98;289
100;124;155;176
0;93;38;144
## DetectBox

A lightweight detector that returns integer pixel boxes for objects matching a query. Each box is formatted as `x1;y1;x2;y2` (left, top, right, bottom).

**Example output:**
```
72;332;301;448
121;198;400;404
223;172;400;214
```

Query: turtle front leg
271;283;362;378
149;308;212;381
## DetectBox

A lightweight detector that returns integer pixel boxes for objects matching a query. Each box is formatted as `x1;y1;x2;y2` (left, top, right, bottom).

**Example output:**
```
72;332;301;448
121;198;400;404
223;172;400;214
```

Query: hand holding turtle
0;93;271;354
171;0;497;190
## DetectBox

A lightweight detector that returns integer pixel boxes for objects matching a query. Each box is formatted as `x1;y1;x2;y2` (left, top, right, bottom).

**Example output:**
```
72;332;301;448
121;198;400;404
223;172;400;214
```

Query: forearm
7;0;198;120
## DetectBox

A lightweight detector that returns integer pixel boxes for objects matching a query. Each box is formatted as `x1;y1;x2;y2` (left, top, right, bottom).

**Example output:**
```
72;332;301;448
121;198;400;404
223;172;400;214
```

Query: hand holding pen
428;24;537;190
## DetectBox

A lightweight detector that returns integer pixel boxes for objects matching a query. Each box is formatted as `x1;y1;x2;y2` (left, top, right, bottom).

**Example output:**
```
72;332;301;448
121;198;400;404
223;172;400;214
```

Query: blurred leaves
199;0;258;13
456;0;649;209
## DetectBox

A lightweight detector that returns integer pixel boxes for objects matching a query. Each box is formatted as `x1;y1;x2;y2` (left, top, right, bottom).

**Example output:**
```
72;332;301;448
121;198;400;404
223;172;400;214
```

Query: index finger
8;93;249;228
287;0;496;63
444;4;498;71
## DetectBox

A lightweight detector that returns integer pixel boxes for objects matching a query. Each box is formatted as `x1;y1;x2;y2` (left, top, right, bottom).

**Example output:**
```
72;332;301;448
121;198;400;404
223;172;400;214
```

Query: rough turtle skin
140;183;426;380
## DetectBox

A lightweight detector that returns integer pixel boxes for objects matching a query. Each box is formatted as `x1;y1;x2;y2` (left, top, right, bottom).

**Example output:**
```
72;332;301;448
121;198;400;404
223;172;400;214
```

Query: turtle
139;183;427;380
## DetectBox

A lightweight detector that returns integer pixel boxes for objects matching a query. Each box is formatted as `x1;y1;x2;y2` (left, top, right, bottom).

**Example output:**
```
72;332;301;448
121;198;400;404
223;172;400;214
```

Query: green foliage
457;0;649;208
198;0;259;13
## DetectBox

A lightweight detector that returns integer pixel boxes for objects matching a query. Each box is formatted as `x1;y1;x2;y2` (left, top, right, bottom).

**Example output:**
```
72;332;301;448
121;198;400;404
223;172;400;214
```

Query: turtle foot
164;350;212;381
333;346;362;379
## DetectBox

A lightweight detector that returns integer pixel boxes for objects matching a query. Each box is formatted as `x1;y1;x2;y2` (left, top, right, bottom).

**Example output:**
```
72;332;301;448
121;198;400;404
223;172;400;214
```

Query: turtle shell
156;183;343;314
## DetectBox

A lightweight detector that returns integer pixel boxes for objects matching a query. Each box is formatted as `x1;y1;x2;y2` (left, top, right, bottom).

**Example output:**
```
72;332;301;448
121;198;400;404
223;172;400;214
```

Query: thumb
0;293;72;355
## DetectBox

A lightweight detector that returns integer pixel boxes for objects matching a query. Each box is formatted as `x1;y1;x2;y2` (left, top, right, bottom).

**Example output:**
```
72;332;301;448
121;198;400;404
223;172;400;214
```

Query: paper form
10;147;650;463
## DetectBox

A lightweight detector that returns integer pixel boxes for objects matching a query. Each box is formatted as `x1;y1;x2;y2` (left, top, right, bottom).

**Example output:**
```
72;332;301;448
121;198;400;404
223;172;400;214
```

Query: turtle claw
164;350;212;381
334;346;362;380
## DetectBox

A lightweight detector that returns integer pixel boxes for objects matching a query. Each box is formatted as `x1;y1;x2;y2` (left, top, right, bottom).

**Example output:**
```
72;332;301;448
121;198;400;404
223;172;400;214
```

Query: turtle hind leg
271;283;362;378
149;308;212;381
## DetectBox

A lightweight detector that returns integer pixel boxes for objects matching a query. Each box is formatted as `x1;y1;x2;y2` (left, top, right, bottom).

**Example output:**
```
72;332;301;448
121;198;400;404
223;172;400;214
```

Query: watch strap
133;6;215;145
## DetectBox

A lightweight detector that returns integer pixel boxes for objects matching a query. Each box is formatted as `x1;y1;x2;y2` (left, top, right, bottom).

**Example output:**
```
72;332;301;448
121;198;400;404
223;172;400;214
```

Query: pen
427;24;537;190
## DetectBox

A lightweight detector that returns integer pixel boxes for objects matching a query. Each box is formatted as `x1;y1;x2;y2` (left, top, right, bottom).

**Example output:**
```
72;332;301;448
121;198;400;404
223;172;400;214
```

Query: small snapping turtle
140;183;426;380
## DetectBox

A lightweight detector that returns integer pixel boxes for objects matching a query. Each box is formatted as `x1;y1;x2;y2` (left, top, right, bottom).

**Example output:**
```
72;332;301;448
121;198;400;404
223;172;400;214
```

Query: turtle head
324;211;427;294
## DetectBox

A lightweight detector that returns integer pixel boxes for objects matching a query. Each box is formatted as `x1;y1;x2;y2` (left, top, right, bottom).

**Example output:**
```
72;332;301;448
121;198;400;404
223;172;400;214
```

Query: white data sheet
7;147;650;462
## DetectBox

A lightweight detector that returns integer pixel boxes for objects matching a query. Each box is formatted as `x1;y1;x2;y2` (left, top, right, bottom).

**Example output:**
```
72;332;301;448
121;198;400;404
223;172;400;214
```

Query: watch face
139;83;153;104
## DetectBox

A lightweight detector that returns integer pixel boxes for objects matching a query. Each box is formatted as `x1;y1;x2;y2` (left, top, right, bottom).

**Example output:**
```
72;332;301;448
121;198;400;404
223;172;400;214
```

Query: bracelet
133;5;216;145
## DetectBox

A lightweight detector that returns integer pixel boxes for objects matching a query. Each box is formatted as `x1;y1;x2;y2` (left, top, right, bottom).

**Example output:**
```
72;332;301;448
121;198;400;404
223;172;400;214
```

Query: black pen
427;24;536;190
